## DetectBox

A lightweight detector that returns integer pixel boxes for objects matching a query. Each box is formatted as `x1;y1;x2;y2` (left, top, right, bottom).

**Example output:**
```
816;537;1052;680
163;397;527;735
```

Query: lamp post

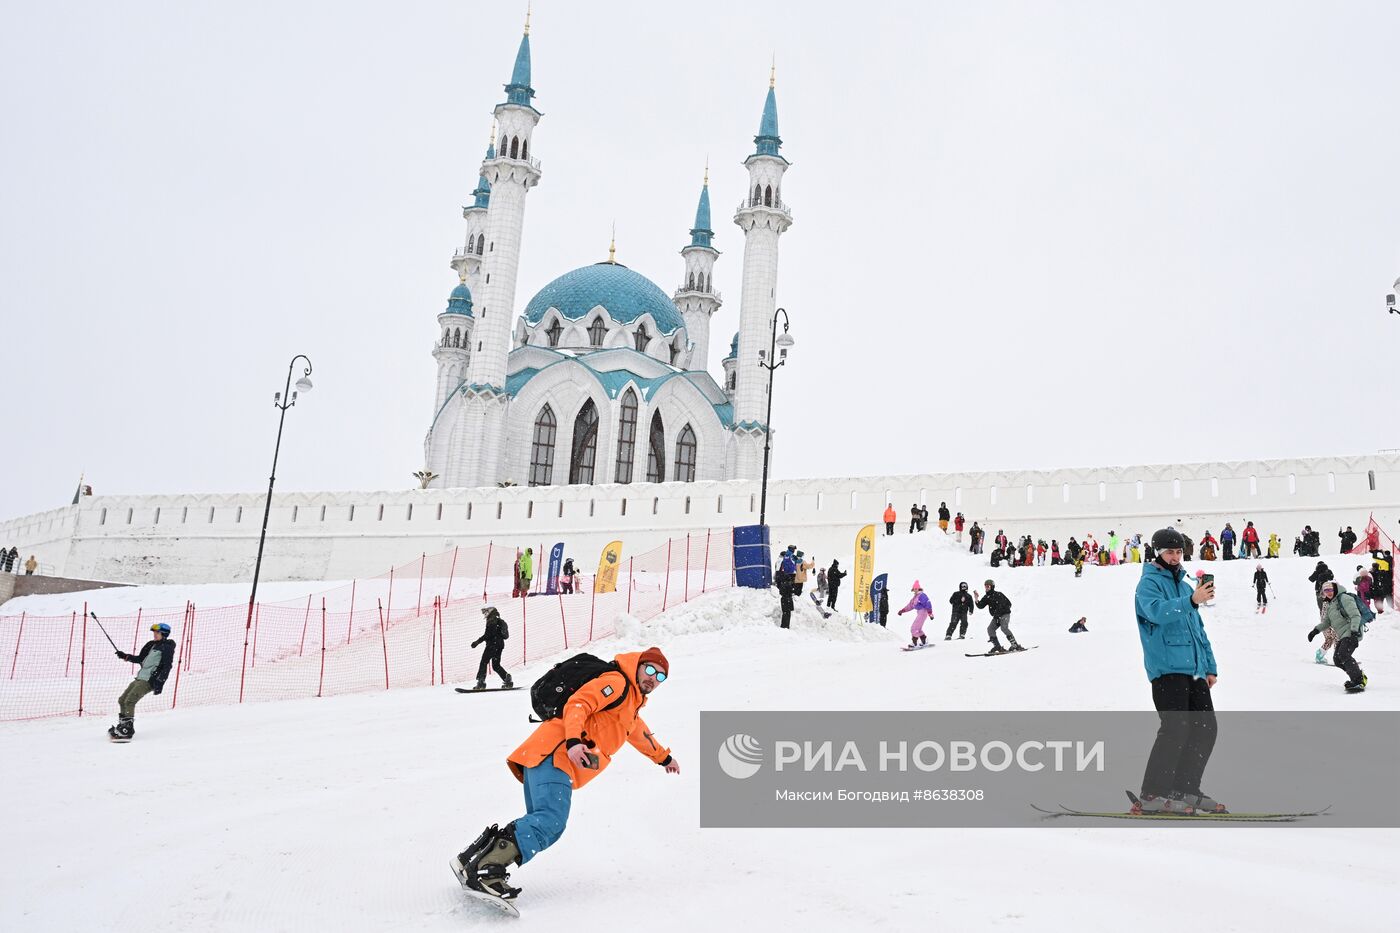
241;355;313;695
757;307;794;528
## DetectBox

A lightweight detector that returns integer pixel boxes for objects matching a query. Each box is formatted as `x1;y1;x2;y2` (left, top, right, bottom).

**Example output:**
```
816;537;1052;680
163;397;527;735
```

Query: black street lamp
241;355;313;696
757;307;795;528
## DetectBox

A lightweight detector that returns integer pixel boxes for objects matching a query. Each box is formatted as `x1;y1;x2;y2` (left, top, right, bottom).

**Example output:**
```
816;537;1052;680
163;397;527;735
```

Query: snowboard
900;643;932;652
965;646;1036;658
459;884;520;917
809;592;832;618
454;686;521;694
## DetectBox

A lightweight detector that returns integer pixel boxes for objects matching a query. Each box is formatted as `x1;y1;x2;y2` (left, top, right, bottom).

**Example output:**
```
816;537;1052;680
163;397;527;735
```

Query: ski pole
89;612;120;652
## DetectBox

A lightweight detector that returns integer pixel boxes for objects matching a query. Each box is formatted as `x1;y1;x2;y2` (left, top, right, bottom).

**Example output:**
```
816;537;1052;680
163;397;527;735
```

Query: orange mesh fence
0;529;735;721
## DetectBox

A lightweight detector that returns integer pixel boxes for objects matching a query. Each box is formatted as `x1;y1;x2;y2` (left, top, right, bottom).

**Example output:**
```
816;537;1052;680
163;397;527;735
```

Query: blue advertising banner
545;542;565;595
867;573;888;624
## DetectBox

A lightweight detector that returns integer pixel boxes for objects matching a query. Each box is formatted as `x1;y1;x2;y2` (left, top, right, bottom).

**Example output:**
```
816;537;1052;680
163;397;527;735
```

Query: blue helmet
150;622;172;636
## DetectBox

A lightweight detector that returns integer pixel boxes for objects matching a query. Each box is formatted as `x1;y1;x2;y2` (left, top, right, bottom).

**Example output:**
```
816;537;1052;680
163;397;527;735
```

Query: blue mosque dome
726;332;739;360
522;262;684;335
444;282;474;316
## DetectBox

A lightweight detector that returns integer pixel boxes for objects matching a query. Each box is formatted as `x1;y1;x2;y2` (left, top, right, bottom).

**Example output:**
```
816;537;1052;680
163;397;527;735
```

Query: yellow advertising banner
595;540;624;593
853;524;876;613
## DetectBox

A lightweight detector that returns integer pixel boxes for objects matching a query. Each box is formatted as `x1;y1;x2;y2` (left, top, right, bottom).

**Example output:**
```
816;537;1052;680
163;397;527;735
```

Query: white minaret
451;129;495;295
444;20;543;488
674;166;721;371
731;68;792;480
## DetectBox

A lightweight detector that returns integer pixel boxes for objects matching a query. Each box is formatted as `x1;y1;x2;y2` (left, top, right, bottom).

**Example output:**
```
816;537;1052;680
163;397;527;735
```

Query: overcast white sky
2;1;1398;519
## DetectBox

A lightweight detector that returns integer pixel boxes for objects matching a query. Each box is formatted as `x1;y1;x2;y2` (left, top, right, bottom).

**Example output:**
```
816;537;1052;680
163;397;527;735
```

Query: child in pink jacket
898;581;934;648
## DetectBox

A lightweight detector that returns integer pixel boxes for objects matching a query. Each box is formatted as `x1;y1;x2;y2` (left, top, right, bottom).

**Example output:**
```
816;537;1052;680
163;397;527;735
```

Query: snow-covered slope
1;531;1394;931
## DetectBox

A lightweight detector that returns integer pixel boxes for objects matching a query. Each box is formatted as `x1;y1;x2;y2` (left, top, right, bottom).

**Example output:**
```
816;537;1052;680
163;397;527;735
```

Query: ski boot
918;635;927;646
1181;791;1228;814
1131;793;1195;816
987;643;1007;655
1008;641;1024;652
1345;679;1366;694
1314;649;1327;665
109;718;134;742
957;633;966;640
501;677;514;689
471;681;487;691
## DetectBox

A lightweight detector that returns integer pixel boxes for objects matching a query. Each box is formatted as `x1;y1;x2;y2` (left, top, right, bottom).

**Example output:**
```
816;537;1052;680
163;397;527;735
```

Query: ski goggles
643;663;667;682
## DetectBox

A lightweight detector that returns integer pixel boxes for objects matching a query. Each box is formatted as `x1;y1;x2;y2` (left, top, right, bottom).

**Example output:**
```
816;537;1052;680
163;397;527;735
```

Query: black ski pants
1333;634;1364;684
945;610;969;638
1256;583;1267;606
827;585;840;609
1141;674;1217;798
885;522;894;536
475;644;509;684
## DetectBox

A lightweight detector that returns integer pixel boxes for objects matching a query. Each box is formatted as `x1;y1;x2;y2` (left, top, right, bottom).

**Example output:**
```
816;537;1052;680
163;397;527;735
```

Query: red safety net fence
0;529;735;722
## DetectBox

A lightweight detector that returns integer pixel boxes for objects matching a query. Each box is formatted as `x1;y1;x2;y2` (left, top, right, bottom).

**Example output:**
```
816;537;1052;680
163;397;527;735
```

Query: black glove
470;639;481;648
152;685;163;696
1307;628;1318;642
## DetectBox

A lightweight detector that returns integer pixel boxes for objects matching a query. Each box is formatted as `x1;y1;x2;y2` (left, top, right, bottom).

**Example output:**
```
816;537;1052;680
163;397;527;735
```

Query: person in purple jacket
898;581;934;648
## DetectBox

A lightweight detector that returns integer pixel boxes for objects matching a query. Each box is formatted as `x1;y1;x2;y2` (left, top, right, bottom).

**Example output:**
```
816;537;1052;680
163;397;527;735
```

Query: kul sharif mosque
424;15;793;489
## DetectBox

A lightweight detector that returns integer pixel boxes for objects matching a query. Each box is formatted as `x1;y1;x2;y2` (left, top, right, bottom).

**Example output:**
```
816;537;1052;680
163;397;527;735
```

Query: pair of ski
1034;791;1330;823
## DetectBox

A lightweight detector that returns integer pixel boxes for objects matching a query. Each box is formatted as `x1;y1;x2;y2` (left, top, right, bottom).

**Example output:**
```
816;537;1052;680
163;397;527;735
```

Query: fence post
445;546;459;607
185;604;196;671
429;598;438;686
684;533;691;604
627;558;634;615
377;600;390;690
702;529;711;593
482;542;493;600
345;579;357;644
64;611;76;677
317;598;327;698
386;567;395;624
588;582;597;640
298;593;312;657
438;597;447;684
521;586;528;663
662;539;673;612
131;609;142;657
8;611;25;679
250;603;261;669
558;593;569;649
416;553;425;616
77;602;88;716
170;603;188;709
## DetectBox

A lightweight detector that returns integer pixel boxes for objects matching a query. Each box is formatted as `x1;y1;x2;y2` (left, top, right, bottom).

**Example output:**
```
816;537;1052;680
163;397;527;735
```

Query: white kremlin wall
2;454;1398;586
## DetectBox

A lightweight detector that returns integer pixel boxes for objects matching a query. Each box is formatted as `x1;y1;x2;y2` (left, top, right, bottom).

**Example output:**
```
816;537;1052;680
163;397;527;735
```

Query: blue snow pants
513;759;573;864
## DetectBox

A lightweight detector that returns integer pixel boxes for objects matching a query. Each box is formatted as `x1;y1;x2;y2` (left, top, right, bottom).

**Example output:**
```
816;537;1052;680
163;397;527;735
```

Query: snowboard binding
108;718;134;742
451;823;522;901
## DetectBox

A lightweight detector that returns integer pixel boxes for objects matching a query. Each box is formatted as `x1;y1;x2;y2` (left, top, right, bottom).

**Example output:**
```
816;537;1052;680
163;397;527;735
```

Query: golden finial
608;222;616;263
524;2;531;36
769;54;776;89
703;157;709;187
489;121;496;147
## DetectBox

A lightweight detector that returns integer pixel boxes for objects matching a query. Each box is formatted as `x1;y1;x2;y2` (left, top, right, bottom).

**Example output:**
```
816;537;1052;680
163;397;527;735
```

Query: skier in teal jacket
1131;528;1223;816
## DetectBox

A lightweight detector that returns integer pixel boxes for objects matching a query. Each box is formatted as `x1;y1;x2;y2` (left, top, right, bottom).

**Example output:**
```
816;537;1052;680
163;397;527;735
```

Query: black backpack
530;653;629;722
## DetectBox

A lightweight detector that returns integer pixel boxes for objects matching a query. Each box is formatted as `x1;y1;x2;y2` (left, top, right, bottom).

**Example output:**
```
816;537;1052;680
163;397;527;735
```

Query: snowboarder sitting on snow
1068;617;1088;633
470;606;513;691
1133;528;1222;816
111;622;176;740
898;581;933;647
989;546;1006;568
451;648;679;905
946;582;974;640
1308;582;1367;692
974;580;1020;653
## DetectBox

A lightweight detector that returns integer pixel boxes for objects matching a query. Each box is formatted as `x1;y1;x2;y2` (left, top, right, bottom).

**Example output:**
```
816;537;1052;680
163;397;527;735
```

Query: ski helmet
150;622;171;635
984;579;995;589
959;582;968;591
1150;528;1186;551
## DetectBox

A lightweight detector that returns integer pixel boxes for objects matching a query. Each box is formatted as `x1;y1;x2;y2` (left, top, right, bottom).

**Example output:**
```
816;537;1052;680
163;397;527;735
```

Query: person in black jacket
1253;564;1270;611
946;582;974;639
471;605;514;690
826;560;846;610
1339;526;1357;553
111;622;176;739
877;586;889;627
1308;561;1334;610
975;579;1021;653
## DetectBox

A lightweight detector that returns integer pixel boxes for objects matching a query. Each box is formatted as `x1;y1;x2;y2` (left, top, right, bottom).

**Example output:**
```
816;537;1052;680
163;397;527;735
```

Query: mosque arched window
545;319;563;348
726;371;736;391
569;400;599;485
753;183;762;206
443;329;451;347
646;411;665;483
687;272;695;290
674;424;697;483
589;317;607;347
669;340;682;366
634;324;650;352
615;389;638;484
521;139;528;161
764;185;773;207
529;405;556;486
476;233;485;255
453;328;461;348
510;136;519;159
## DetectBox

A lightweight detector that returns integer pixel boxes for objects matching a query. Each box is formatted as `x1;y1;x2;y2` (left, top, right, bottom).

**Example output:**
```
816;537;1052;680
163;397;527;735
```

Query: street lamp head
295;375;314;394
775;331;795;349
